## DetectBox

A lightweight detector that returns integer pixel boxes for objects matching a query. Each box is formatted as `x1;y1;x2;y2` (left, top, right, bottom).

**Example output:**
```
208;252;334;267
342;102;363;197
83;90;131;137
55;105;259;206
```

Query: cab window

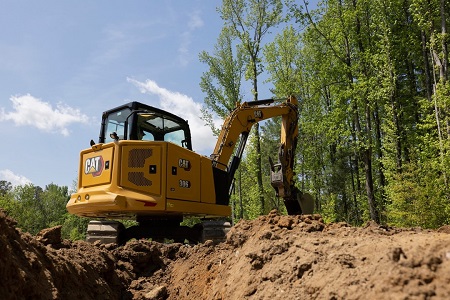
104;108;131;143
136;113;187;147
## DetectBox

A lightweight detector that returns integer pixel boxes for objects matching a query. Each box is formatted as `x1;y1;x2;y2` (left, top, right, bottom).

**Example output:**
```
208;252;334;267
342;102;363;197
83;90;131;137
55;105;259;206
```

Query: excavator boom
210;96;302;209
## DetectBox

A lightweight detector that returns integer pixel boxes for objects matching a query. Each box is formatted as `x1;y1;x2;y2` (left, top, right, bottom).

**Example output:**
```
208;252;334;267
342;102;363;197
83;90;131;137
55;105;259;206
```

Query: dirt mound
2;208;450;299
0;208;176;299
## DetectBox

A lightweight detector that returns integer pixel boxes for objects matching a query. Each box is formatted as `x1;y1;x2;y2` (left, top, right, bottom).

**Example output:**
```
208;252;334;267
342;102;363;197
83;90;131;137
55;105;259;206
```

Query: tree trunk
349;155;361;224
252;69;265;215
239;167;243;219
439;0;449;139
255;123;265;215
439;0;448;82
393;93;403;172
364;101;379;223
373;103;386;216
421;31;433;102
353;0;379;222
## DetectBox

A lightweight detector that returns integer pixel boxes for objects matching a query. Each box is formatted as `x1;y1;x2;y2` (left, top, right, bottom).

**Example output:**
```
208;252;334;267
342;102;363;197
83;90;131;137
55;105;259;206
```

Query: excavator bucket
282;187;315;215
298;192;315;215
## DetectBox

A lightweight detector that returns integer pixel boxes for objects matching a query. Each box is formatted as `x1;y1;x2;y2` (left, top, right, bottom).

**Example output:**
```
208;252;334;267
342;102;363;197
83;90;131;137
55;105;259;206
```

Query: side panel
200;156;215;204
120;143;163;196
68;141;232;218
166;143;201;201
80;145;114;188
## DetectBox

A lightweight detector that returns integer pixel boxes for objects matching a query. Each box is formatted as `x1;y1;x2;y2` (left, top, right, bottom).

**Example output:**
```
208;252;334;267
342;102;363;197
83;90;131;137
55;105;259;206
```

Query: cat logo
84;156;104;177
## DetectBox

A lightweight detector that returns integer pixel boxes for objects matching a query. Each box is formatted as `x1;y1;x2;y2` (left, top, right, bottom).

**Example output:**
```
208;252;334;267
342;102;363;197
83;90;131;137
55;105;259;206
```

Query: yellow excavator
66;96;314;243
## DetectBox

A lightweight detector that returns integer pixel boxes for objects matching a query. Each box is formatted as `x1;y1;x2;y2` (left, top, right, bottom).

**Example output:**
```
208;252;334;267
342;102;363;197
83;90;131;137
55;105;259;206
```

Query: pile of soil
2;208;450;299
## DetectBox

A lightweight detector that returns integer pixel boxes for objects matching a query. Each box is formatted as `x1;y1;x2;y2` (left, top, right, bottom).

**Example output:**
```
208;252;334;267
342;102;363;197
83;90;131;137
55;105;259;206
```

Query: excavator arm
210;96;313;215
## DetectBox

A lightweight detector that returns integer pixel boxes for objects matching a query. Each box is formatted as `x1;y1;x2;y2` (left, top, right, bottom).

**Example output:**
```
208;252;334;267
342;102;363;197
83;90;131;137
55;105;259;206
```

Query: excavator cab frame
99;102;192;150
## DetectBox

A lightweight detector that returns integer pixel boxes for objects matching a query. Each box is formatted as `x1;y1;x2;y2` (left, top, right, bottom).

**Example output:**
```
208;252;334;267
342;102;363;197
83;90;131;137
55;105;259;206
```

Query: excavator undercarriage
86;218;231;245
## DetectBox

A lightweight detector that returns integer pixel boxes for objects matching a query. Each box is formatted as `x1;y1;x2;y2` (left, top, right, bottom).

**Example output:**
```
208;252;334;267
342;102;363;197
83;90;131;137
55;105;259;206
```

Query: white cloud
0;169;32;186
188;11;204;30
127;78;221;154
0;94;90;136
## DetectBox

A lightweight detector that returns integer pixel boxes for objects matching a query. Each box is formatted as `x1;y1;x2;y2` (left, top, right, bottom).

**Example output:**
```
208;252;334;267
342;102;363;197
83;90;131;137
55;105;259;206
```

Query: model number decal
178;158;191;170
179;180;191;188
85;156;104;177
254;110;263;118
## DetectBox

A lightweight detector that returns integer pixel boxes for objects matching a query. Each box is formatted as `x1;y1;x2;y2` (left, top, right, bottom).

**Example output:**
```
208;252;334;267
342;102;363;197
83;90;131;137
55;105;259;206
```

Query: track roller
86;220;125;244
85;219;231;245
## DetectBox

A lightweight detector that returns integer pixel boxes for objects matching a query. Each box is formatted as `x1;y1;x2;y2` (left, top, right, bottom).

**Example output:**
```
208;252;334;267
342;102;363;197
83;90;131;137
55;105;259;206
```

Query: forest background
0;0;449;240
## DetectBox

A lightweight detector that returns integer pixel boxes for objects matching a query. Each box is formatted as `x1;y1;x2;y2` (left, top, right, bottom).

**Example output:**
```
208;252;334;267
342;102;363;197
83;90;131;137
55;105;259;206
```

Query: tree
284;0;450;227
0;182;89;238
0;180;12;196
219;0;284;215
263;25;304;96
263;26;311;213
199;26;246;220
199;26;246;133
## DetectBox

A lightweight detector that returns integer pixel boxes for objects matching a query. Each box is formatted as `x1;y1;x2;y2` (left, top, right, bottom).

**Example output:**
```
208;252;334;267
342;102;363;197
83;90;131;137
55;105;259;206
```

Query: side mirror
110;132;119;141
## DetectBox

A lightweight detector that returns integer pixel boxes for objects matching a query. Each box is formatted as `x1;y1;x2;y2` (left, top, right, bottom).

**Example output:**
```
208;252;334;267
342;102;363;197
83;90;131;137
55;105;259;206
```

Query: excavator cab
68;101;232;243
99;102;192;150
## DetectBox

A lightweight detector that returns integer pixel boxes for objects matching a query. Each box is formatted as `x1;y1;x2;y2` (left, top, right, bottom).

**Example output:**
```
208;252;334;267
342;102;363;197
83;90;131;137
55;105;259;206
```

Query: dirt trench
2;208;450;300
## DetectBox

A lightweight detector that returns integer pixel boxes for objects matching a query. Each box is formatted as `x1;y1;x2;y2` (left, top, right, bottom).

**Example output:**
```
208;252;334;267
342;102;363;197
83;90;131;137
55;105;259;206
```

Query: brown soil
2;208;450;300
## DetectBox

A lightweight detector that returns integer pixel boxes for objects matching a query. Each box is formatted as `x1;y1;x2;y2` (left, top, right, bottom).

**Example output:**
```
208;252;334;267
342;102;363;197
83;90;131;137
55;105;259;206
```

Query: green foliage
181;216;202;227
61;213;90;240
0;180;12;196
263;26;303;96
0;182;89;240
199;26;246;130
386;161;449;228
320;196;337;224
201;0;288;222
239;133;265;219
277;0;449;227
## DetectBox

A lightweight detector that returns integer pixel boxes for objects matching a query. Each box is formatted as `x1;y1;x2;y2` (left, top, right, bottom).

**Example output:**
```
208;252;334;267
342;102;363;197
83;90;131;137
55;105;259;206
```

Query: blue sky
0;1;304;189
0;1;230;188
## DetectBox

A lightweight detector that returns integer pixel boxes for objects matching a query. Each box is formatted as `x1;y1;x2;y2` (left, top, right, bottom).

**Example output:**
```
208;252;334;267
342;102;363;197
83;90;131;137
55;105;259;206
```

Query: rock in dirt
36;225;62;246
144;286;167;299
